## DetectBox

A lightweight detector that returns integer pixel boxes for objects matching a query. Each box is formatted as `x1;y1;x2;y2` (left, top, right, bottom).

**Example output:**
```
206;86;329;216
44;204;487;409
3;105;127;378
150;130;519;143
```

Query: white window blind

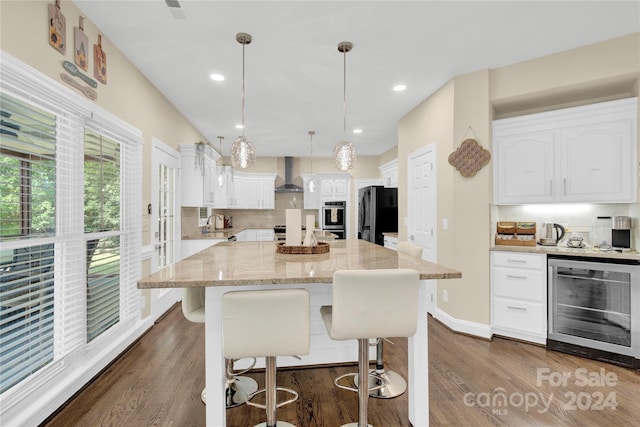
0;51;142;415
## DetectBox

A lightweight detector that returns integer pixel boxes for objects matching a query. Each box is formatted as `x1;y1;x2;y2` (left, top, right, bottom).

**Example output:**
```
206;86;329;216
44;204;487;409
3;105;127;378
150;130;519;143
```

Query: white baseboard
432;307;492;339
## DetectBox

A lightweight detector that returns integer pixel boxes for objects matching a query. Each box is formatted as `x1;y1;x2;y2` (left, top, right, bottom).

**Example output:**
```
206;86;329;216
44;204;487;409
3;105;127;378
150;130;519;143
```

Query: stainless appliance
548;256;640;367
358;186;398;246
321;201;345;239
539;223;565;246
612;216;631;250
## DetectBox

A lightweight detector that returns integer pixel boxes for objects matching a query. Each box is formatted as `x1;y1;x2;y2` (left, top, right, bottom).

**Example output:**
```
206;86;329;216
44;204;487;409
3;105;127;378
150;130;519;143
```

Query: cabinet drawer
492;298;546;335
492;267;545;301
492;251;545;269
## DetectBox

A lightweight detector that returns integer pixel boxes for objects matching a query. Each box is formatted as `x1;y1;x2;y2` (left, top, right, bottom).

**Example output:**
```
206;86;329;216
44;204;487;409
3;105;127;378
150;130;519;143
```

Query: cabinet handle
507;305;527;311
563;178;567;195
550;180;553;196
506;274;527;280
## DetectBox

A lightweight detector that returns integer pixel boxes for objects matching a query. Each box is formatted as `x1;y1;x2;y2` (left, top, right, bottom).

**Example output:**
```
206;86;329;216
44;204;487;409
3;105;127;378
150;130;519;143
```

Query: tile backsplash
182;193;319;236
493;203;638;247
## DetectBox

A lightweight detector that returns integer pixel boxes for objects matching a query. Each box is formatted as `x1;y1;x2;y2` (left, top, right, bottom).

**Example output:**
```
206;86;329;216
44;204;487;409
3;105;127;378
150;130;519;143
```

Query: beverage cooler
548;256;640;367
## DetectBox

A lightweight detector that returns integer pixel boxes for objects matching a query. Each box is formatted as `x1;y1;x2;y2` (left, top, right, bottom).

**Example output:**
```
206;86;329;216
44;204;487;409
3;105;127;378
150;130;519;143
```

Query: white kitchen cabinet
232;172;276;209
181;238;224;260
491;251;547;344
234;229;274;242
379;159;398;188
212;165;234;209
317;173;350;201
493;97;637;205
301;174;319;210
180;143;218;207
383;234;398;250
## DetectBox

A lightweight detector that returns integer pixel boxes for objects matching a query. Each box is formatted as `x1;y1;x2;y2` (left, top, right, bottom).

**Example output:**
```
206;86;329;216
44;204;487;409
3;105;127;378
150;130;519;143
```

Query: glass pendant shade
308;178;316;193
333;41;356;171
217;169;225;187
230;135;255;168
333;140;356;171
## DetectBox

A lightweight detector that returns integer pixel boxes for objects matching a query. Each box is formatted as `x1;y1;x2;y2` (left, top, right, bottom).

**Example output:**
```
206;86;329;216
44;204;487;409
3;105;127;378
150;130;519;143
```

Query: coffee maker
611;216;631;250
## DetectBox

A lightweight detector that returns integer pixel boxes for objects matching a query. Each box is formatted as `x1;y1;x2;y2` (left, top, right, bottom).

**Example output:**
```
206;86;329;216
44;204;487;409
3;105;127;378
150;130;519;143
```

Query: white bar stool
321;269;420;427
222;288;310;427
356;241;424;399
181;287;258;407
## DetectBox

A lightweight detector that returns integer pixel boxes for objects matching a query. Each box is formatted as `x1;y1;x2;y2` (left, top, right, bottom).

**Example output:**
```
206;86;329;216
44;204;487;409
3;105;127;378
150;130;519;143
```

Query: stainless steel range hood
275;156;304;193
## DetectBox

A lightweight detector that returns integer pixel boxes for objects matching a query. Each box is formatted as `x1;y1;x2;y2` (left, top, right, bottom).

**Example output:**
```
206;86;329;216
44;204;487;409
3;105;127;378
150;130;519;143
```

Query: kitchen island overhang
138;240;461;427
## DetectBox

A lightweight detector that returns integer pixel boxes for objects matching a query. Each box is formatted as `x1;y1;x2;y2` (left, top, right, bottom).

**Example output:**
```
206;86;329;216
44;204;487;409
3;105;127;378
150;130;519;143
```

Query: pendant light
216;136;225;187
307;131;316;193
333;41;356;171
230;32;256;169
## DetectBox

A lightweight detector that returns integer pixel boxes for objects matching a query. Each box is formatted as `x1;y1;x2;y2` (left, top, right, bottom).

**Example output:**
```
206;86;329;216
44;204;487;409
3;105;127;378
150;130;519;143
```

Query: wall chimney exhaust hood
275;156;303;193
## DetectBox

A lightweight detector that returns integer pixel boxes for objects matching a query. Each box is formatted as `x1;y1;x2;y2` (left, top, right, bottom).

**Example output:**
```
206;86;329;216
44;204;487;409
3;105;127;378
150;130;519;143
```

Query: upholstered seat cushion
321;269;419;340
222;288;310;360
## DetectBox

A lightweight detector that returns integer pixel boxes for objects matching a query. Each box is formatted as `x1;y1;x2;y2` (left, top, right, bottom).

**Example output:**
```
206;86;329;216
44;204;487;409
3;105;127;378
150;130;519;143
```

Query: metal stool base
226;375;259;408
355;369;407;399
340;423;373;427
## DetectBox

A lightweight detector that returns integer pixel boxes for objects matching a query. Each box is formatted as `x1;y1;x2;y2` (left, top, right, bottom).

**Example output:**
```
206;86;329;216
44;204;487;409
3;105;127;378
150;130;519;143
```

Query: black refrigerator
358;186;398;246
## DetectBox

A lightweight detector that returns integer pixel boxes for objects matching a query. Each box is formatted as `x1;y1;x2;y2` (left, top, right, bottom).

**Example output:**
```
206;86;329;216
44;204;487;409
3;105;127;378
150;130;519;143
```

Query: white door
151;138;181;321
408;145;437;312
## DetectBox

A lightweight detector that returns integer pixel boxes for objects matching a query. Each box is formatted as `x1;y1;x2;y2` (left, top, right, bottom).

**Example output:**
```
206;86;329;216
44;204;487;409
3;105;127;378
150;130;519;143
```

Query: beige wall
399;33;639;327
378;146;398;166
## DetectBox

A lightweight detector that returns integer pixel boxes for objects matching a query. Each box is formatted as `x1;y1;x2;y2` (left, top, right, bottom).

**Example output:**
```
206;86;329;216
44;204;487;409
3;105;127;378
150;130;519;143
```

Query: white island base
204;281;429;427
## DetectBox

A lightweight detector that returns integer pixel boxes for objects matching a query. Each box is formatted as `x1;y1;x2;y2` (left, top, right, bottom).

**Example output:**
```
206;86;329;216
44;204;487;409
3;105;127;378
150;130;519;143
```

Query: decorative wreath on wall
448;138;491;178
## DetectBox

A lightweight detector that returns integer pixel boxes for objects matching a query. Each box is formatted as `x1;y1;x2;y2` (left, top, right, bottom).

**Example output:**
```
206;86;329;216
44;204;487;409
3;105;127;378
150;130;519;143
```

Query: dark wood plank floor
42;304;639;427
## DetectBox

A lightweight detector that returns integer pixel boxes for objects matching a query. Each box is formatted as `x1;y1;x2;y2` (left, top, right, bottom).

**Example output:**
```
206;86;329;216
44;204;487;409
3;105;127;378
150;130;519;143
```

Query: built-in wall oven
321;200;345;239
548;256;640;367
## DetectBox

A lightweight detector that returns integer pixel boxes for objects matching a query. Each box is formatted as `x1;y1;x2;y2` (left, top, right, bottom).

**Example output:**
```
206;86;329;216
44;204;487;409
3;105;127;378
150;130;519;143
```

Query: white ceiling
73;1;640;158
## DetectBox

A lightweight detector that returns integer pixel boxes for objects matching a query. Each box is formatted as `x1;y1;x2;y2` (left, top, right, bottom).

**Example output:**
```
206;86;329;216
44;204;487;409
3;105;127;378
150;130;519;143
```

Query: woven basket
276;241;330;254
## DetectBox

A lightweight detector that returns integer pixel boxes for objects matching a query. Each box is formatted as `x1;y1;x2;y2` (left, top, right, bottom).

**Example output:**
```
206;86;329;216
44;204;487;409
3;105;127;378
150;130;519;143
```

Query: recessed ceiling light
393;84;407;92
235;124;244;129
210;73;225;81
353;129;363;134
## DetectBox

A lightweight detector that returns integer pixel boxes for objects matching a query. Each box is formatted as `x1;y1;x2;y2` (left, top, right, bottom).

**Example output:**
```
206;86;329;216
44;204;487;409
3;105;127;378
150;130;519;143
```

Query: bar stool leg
254;356;296;427
342;338;373;427
371;340;407;398
225;358;259;408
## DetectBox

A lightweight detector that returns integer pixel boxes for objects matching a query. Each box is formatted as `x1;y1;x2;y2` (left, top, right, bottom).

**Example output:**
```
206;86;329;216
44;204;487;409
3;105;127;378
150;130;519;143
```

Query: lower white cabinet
491;251;547;344
235;229;274;242
383;234;398;250
181;239;224;260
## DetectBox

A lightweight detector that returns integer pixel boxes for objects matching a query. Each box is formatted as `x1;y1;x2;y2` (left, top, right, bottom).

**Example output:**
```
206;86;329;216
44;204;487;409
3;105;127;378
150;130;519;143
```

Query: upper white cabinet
317;173;350;201
211;165;234;209
232;172;276;209
181;144;218;207
493;98;638;204
301;174;319;210
379;159;398;188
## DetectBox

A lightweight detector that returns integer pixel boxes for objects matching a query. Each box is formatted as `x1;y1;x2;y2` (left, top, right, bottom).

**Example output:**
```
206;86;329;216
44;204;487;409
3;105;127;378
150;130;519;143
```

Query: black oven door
322;206;345;228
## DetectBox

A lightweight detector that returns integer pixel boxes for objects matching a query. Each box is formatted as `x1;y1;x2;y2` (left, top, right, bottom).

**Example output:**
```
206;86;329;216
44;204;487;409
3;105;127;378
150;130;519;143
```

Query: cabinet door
333;179;348;198
494;131;555;204
560;119;634;202
180;152;204;207
320;180;335;198
303;177;319;209
203;156;216;207
260;180;275;209
234;178;260;209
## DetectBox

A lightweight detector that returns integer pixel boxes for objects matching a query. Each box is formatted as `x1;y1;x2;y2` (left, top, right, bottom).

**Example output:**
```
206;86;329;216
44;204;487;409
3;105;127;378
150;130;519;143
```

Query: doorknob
409;235;415;240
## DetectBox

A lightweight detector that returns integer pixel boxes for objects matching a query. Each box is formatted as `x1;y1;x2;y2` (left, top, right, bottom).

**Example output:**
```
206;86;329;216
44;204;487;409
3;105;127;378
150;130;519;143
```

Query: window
1;52;142;421
1;93;57;393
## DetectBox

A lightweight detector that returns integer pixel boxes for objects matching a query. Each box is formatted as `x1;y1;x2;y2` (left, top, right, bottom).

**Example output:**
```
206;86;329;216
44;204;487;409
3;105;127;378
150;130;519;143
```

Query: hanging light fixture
216;136;226;187
307;131;316;193
230;32;256;169
333;41;356;171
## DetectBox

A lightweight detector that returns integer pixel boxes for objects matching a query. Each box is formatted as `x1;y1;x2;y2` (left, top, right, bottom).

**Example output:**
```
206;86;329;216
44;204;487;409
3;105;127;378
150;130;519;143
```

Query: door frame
407;143;437;313
150;137;181;321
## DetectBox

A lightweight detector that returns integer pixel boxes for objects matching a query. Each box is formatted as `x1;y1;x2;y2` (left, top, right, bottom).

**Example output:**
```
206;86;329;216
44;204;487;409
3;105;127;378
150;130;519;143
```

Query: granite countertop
138;239;462;288
383;232;399;239
491;243;640;261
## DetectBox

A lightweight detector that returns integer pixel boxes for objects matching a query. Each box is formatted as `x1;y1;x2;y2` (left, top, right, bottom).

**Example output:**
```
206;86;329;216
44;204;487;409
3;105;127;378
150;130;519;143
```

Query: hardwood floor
42;305;639;427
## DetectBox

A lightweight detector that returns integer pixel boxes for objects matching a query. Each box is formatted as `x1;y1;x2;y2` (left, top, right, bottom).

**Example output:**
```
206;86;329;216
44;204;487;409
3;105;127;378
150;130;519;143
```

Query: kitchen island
138;239;461;427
